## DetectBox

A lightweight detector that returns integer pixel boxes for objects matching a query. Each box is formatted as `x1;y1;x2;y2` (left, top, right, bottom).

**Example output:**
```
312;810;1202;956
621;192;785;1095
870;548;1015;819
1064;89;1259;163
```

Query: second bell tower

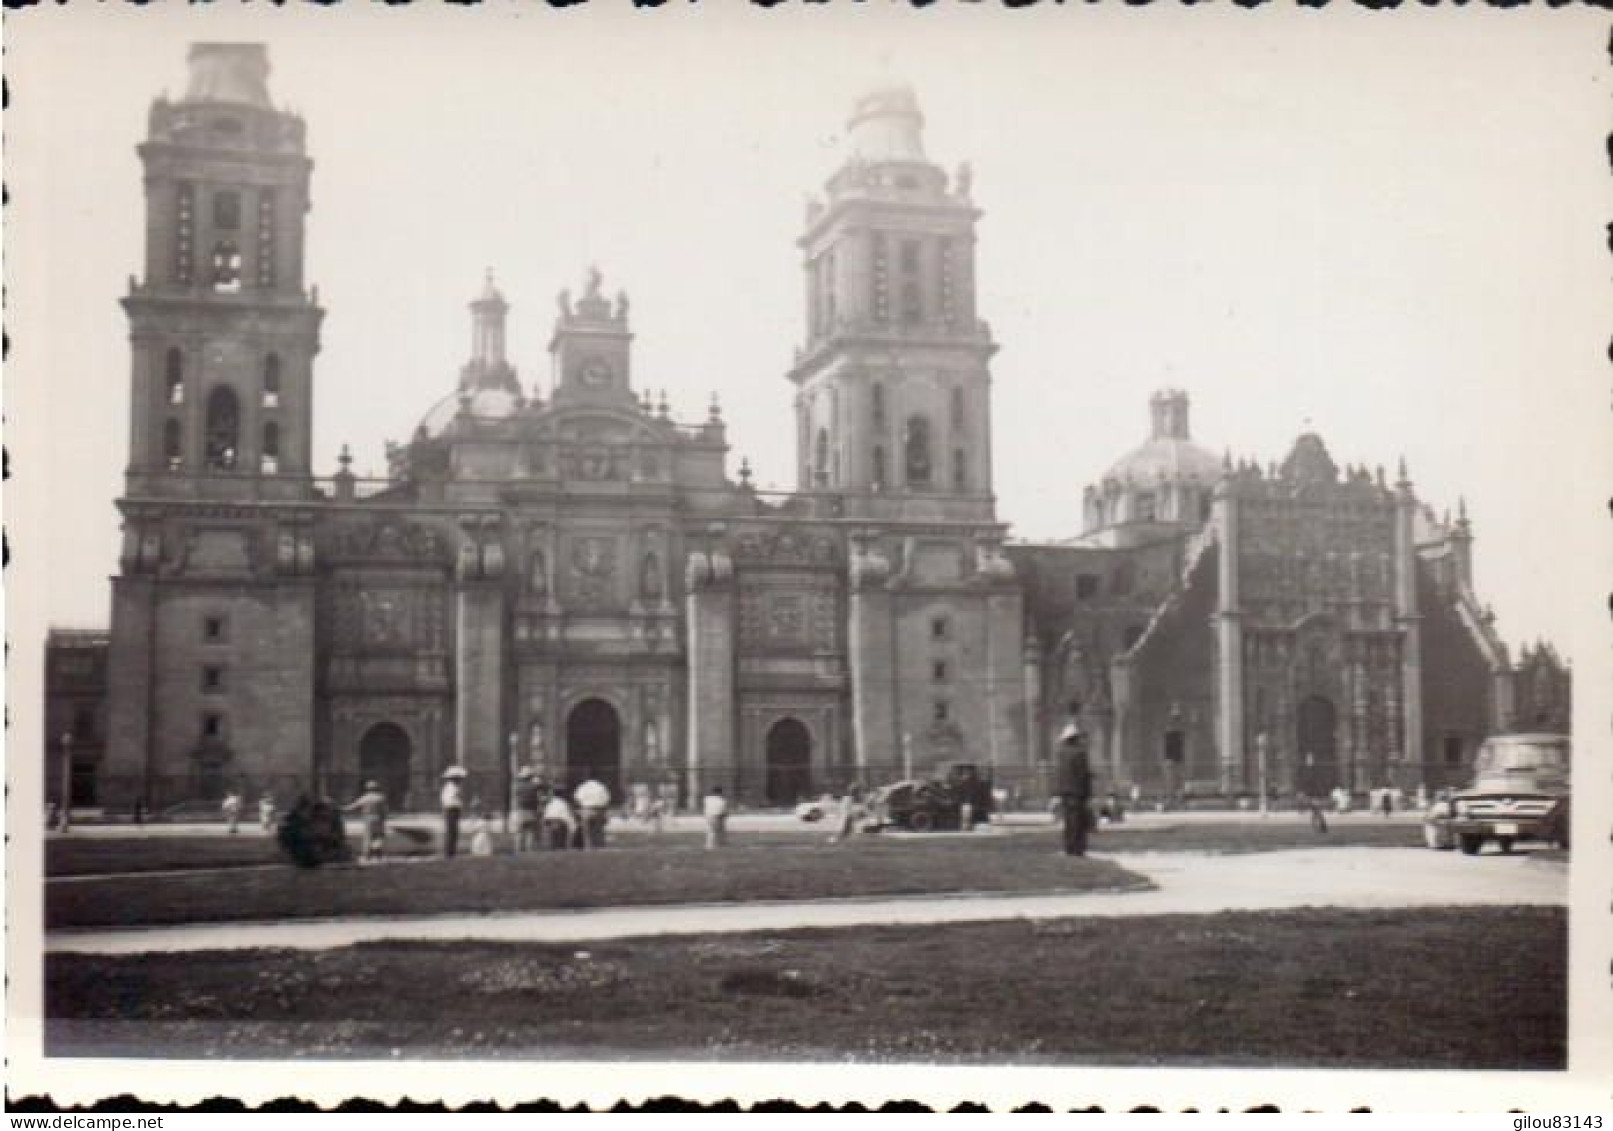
786;86;997;520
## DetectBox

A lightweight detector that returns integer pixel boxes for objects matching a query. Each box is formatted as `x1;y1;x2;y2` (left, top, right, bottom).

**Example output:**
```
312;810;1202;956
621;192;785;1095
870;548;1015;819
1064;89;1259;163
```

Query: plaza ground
45;905;1566;1067
38;813;1568;1067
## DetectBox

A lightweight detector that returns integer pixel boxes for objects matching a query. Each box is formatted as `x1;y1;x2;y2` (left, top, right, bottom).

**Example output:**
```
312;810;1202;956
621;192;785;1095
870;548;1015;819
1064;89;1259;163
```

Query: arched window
904;415;932;486
260;421;280;474
204;386;240;471
952;447;967;491
871;444;887;491
262;353;281;408
163;418;184;471
165;348;185;405
211;239;242;293
871;382;886;428
813;427;829;486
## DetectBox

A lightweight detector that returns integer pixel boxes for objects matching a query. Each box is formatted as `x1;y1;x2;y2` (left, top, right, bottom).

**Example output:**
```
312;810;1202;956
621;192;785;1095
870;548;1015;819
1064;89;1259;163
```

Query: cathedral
51;43;1569;814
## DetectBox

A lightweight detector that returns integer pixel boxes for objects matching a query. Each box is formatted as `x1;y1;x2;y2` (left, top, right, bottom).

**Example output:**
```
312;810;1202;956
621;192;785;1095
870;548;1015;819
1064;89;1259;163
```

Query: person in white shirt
440;775;464;857
702;786;729;849
574;778;611;849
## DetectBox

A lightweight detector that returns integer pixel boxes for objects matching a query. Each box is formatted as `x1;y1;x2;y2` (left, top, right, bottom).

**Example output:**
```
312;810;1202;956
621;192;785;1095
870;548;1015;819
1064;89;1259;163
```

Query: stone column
685;550;736;800
1393;469;1424;785
1214;487;1245;794
847;537;897;781
454;520;507;796
1022;634;1043;768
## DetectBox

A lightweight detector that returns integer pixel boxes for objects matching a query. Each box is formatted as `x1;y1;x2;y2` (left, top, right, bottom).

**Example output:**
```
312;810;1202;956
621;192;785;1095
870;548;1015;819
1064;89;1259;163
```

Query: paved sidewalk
46;847;1565;957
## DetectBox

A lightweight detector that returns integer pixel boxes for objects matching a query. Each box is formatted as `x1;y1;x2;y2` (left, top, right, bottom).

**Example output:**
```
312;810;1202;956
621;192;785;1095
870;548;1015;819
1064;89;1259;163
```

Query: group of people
450;768;615;857
220;790;280;834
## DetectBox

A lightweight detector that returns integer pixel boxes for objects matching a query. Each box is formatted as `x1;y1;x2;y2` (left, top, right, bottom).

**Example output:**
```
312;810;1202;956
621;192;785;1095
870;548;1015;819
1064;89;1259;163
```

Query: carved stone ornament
732;529;838;566
569;535;618;609
331;518;445;563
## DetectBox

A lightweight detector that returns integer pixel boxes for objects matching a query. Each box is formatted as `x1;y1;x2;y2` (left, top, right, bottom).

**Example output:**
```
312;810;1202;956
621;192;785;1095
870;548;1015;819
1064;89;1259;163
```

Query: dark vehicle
1423;733;1570;855
871;761;994;832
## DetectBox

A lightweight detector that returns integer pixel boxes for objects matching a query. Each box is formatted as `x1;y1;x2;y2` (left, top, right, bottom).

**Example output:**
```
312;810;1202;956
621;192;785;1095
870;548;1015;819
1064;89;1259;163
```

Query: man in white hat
440;768;465;857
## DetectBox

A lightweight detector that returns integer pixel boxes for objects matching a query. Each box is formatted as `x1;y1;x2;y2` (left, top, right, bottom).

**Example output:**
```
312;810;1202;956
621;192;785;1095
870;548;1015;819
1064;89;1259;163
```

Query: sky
7;5;1609;681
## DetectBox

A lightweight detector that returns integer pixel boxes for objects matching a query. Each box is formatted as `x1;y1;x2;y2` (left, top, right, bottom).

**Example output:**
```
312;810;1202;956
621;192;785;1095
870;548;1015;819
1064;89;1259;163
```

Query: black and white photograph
7;4;1609;1112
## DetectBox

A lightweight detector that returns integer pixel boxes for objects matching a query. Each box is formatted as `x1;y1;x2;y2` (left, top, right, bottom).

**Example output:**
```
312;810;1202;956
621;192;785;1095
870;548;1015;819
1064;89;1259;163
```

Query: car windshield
1477;740;1567;776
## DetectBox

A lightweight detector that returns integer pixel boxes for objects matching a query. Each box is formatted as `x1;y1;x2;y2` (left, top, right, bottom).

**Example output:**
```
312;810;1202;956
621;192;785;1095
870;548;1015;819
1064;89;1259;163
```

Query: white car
794;795;836;823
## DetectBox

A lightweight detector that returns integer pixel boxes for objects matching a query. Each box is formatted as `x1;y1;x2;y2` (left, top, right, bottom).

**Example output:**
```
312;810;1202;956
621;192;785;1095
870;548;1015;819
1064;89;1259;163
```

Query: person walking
343;780;389;863
221;789;243;835
574;778;612;849
828;783;862;845
1056;721;1093;856
1379;788;1394;819
513;768;541;853
1300;791;1329;834
702;785;729;850
440;770;465;858
258;793;276;832
542;790;576;850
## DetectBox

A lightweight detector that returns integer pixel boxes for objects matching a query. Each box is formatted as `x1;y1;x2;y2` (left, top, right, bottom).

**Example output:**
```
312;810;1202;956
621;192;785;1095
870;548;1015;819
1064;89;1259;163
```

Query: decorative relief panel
329;518;446;564
567;535;620;610
162;526;258;577
731;529;838;567
738;580;839;653
331;582;448;654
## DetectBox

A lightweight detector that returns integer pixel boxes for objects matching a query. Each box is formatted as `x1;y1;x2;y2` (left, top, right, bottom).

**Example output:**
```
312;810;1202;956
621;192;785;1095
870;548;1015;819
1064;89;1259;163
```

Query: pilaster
684;550;736;797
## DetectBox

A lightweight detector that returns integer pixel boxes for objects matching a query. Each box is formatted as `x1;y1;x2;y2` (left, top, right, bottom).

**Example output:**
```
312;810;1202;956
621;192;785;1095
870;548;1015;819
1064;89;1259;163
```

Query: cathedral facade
66;44;1564;813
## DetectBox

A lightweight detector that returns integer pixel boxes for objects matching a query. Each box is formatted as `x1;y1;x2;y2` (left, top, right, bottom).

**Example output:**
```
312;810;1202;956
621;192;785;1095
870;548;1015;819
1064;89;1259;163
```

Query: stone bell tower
122;43;323;502
786;85;997;521
104;44;322;812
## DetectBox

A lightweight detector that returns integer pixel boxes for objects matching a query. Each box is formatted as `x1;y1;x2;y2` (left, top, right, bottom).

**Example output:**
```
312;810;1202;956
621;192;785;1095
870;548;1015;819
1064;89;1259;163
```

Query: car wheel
1423;824;1451;850
1497;836;1514;854
909;810;935;833
1458;834;1483;856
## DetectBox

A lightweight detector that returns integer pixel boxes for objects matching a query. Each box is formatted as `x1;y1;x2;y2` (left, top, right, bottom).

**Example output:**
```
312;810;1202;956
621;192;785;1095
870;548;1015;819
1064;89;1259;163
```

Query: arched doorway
359;722;413;809
764;718;813;806
1296;696;1337;798
566;699;622;797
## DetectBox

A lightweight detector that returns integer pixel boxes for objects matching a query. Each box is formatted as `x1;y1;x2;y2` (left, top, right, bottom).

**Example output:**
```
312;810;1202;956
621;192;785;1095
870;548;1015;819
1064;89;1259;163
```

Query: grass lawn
1085;818;1421;854
45;828;436;877
45;817;1417;880
47;834;1149;930
45;905;1565;1068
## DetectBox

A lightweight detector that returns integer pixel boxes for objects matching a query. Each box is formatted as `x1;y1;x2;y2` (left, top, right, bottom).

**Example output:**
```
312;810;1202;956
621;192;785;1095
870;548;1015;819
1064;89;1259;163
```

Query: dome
184;44;272;108
416;386;521;440
1102;436;1223;485
1102;390;1220;485
846;83;927;164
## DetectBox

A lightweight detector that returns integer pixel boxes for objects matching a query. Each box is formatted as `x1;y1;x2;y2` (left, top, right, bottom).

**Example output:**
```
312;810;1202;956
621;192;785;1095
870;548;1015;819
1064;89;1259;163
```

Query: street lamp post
1256;731;1270;818
506;730;519;834
902;732;913;782
58;731;74;833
